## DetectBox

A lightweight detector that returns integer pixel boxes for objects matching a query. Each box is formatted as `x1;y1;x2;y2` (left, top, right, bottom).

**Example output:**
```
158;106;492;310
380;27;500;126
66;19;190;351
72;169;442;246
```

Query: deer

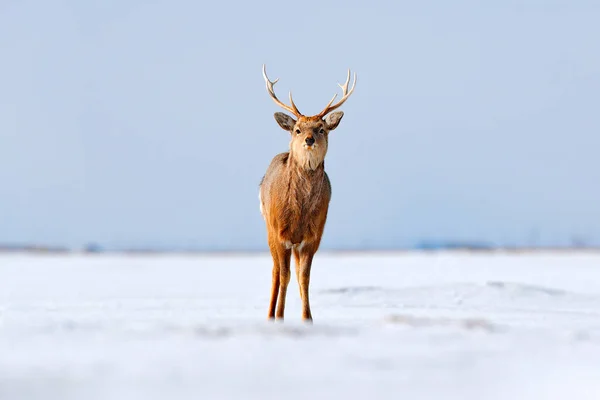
259;65;356;322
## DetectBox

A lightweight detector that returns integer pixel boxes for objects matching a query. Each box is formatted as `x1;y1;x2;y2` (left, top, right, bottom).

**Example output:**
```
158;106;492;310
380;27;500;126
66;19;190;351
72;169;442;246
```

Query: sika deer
259;65;357;322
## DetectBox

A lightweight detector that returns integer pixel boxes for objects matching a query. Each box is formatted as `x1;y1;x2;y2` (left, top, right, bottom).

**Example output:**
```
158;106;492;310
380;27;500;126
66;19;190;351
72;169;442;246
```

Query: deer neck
285;153;326;234
289;146;326;172
286;154;326;214
289;151;325;177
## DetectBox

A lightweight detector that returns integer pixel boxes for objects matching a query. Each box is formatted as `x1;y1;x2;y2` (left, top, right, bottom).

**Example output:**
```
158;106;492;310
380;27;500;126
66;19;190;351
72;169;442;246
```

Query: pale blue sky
1;0;599;250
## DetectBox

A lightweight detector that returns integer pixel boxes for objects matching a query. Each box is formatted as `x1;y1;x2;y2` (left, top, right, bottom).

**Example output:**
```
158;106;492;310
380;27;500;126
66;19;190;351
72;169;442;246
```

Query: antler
262;64;302;117
316;69;357;118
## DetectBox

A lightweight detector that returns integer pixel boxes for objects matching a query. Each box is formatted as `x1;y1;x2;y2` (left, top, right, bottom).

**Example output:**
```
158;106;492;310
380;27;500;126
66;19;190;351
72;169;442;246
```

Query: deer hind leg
275;243;292;320
297;249;315;322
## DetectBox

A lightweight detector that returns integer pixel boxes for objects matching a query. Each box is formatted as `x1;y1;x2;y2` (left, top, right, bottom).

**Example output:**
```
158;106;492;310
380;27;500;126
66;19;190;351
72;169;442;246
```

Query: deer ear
325;111;344;131
274;112;296;131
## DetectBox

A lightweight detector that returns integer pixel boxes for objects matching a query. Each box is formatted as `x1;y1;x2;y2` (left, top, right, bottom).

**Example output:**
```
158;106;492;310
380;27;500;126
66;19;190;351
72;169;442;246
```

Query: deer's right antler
316;69;357;118
262;64;302;118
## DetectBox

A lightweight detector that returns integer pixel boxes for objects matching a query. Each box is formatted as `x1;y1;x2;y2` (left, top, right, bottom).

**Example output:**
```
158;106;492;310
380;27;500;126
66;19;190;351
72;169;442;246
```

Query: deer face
273;112;344;170
262;65;356;170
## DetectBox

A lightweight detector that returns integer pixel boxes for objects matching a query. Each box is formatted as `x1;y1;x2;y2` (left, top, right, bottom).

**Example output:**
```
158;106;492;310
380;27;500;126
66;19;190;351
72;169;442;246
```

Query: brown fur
260;66;355;322
260;115;341;322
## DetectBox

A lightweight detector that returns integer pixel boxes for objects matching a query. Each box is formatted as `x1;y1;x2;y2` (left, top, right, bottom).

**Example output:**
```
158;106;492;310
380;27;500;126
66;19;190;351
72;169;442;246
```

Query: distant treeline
1;242;599;254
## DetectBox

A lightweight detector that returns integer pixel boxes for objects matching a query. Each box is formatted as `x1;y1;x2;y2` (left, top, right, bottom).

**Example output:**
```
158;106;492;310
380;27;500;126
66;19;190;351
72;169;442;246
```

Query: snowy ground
1;251;600;400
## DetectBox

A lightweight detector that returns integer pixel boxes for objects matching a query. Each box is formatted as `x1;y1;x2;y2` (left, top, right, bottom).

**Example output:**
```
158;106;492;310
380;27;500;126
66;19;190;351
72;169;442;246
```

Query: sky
1;0;599;251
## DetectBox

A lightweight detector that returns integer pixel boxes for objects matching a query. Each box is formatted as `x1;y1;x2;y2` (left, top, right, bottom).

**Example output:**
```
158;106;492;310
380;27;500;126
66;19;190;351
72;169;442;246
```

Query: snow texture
1;251;600;399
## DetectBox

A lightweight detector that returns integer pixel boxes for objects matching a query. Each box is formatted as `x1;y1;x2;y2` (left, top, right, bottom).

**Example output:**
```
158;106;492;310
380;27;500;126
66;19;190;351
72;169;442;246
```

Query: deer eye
295;129;301;135
319;128;325;134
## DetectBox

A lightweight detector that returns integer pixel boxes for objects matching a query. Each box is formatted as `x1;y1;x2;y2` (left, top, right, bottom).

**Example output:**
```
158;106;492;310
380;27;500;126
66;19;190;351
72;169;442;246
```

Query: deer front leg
267;235;281;320
293;249;302;300
275;243;292;320
267;261;280;320
297;250;315;322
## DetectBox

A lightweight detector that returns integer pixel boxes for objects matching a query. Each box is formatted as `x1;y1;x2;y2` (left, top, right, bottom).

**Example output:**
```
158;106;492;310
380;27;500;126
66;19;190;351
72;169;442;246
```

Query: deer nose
305;137;315;146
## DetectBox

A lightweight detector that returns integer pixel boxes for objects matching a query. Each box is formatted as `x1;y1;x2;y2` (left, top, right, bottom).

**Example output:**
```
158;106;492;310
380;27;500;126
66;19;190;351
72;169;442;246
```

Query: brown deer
259;65;356;322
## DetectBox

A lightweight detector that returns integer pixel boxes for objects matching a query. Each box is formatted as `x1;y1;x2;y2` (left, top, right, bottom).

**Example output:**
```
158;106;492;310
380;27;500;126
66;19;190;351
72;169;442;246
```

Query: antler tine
317;69;357;118
339;69;353;94
262;64;302;117
321;93;338;113
288;92;301;116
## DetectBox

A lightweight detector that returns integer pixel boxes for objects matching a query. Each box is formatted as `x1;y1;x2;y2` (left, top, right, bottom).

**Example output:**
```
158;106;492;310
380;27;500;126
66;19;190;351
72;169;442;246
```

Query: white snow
1;251;600;400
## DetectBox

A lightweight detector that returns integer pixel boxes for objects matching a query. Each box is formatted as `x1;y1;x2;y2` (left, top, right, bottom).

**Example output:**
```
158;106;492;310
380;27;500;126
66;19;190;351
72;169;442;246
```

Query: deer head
262;65;357;170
